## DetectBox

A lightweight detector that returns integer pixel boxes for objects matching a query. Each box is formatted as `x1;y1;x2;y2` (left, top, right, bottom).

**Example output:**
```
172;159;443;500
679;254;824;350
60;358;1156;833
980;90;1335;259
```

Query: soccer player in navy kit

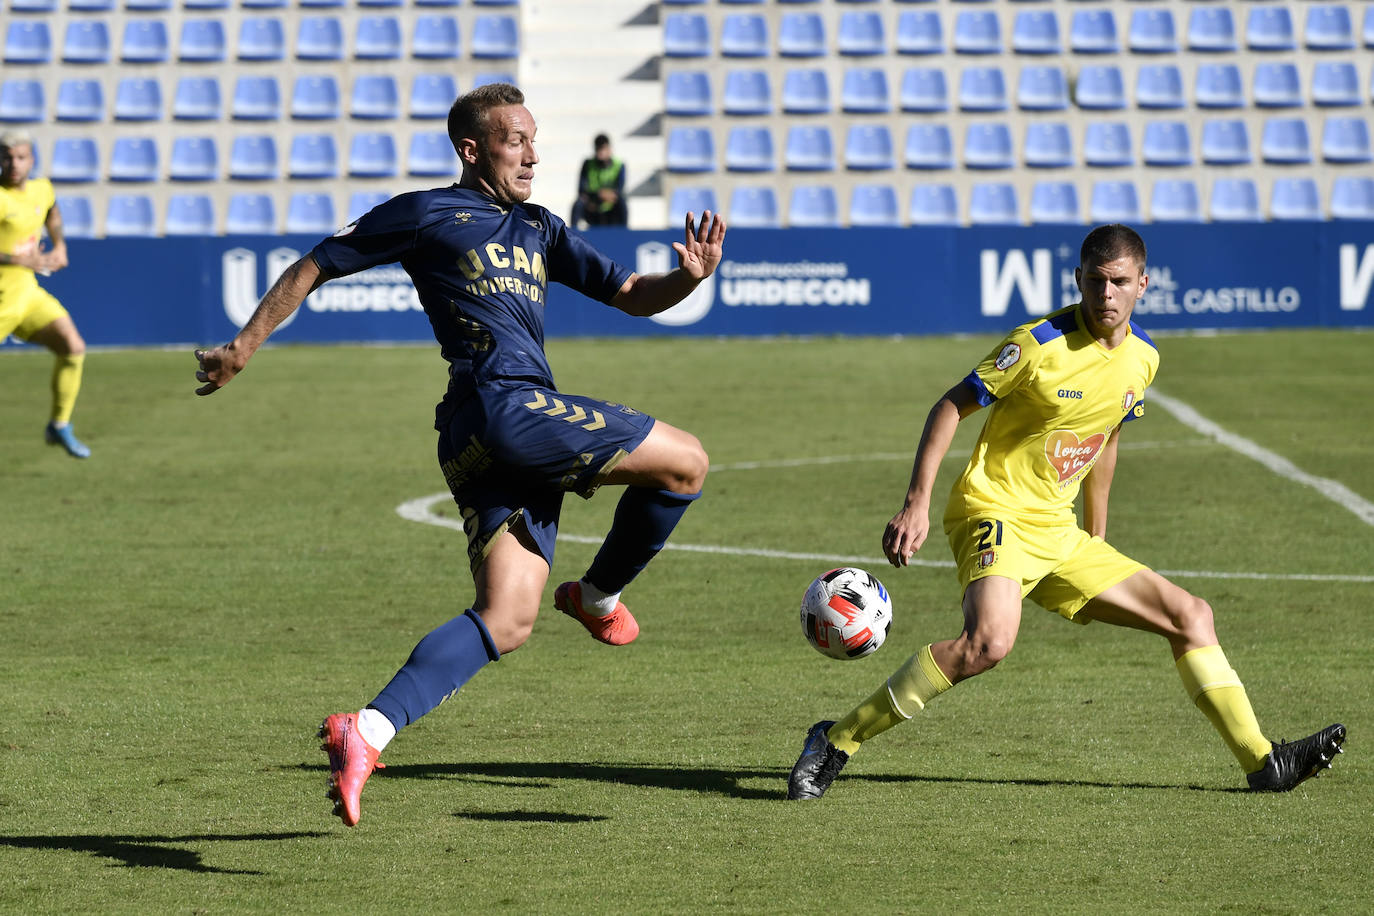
194;83;726;826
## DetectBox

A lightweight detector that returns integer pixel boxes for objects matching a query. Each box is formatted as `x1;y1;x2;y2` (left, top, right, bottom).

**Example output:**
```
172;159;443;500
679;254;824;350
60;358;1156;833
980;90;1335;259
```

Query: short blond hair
0;129;35;152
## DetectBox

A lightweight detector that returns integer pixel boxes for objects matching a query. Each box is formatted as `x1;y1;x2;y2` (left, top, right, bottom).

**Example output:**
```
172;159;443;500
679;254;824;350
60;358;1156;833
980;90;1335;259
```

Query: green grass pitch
1;329;1370;913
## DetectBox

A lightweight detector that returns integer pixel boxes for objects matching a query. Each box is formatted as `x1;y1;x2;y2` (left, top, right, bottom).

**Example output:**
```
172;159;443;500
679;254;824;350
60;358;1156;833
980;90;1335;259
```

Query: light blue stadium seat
238;18;285;61
1029;181;1079;224
471;15;518;58
781;68;830;113
722;70;769;115
1270;178;1322;220
904;124;954;169
909;184;959;226
473;72;516;88
229;135;278;179
724;126;774;171
1142;120;1192;167
348;133;398;177
958;66;1007;111
954;10;1002;54
55;196;95;238
109;137;158;181
666;127;715;172
0;81;44;123
970;183;1019;224
1150;179;1201;222
1023;122;1073;168
410;74;457;119
964;122;1014;169
414;15;460;59
289;134;338;178
1210;178;1261;221
721;14;768;57
899;67;948;112
785;125;835;170
55;80;104;122
896;10;943;54
1075;65;1125;110
1187;7;1237;53
667;71;713;116
242;0;285;8
355;16;401;59
1311;61;1360;107
1321;116;1372;162
233;77;281;120
727;187;780;228
668;187;719;221
1253;62;1302;108
352;75;399;119
286;193;336;233
1012;10;1060;55
1194;64;1244;109
226;193;275;234
1365;5;1374;48
1083;121;1132;167
408;132;458;176
849;185;901;227
173;77;221;120
845;124;894;170
169;136;218;180
1129;8;1177;54
779;13;825;57
114;78;163;121
297;16;344;60
1017;65;1068;111
1330;176;1374;218
841;68;890;113
292;76;340;120
1261;117;1312;164
472;0;518;5
4;22;52;64
179;19;225;62
1089;181;1140;223
64;21;111;63
1201;119;1252;164
1246;6;1296;51
1304;5;1354;50
186;0;230;8
838;12;886;55
664;14;710;57
166;194;215;235
787;186;839;227
49;138;100;182
10;0;56;11
1135;64;1184;110
348;191;390;221
105;194;156;236
122;20;169;62
1070;9;1118;54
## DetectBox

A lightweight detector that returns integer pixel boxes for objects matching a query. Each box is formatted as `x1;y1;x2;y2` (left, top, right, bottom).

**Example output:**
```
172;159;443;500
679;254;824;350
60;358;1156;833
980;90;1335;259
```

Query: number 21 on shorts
975;520;1004;551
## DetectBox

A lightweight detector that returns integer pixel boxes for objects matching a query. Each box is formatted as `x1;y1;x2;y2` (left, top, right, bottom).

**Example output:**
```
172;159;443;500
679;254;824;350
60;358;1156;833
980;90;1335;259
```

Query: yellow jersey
0;176;55;289
946;304;1158;523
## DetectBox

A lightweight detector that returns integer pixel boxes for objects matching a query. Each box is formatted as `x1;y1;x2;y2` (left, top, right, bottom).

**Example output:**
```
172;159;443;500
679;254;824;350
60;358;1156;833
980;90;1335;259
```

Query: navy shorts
437;380;656;574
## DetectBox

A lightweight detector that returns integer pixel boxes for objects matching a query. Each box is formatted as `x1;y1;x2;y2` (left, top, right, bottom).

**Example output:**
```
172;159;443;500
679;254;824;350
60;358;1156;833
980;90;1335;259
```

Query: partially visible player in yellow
0;130;90;458
788;223;1345;798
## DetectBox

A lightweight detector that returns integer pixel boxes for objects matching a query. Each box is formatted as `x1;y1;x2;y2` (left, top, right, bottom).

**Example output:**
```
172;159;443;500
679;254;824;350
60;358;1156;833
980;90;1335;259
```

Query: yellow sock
51;353;84;425
827;645;954;754
1176;645;1271;774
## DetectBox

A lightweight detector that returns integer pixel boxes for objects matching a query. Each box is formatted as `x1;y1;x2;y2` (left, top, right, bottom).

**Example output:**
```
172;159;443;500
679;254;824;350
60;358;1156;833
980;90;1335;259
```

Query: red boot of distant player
554;580;639;646
318;712;385;827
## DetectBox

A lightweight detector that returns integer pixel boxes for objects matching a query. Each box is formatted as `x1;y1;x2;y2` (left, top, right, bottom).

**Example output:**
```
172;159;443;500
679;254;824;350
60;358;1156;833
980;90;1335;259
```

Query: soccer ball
800;567;892;660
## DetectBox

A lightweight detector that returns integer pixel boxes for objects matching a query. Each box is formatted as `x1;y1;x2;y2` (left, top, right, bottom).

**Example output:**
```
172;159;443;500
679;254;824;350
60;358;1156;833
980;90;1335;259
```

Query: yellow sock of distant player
827;645;953;755
1176;645;1271;774
51;354;84;425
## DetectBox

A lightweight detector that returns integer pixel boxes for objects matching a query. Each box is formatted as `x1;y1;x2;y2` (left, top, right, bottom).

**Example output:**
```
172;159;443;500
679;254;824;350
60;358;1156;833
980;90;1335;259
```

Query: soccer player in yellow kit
0;130;90;458
788;224;1344;798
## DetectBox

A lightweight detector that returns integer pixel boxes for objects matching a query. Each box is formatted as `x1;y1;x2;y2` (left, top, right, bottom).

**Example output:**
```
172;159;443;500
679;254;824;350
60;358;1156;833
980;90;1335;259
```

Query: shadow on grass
453;810;609;823
0;831;328;874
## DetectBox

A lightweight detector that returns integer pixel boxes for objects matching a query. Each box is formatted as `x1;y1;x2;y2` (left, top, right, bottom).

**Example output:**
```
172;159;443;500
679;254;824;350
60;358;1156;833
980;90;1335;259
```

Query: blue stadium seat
666;127;715;172
173;77;221;120
1311;61;1360;107
781;68;830;113
1330;176;1374;219
121;20;169;62
297;16;344;60
1017;66;1068;111
728;186;780;228
242;0;285;8
1246;6;1296;51
1321;116;1372;162
896;10;943;55
1069;9;1119;54
785;125;835;171
778;13;825;57
1365;5;1374;48
1150;179;1201;222
1210;178;1261;221
64;21;111;63
55;196;95;238
351;75;399;119
128;0;172;10
472;0;518;5
899;67;948;112
185;0;230;8
969;183;1019;224
722;70;769;116
4;22;52;64
1089;181;1140;223
845;124;895;170
238;18;285;61
904;124;954;169
720;14;768;57
787;186;839;227
1195;64;1244;109
413;15;459;59
1129;8;1177;54
233;77;281;120
109;137;158;181
410;74;457;119
348;133;398;177
471;15;519;58
105;194;156;236
292;76;340;120
473;72;516;89
964;122;1014;169
1270;178;1322;220
1253;62;1301;108
49;138;100;183
954;10;1002;54
958;66;1007;111
229;136;278;179
1201;119;1252;165
354;16;401;59
0;81;44;123
1083;121;1132;167
10;0;56;11
1023;122;1073;168
1075;65;1125;110
1187;7;1237;53
55;80;104;122
909;184;959;226
849;185;901;227
1304;4;1354;50
169;136;218;180
286;193;336;233
668;187;719;221
408;132;458;176
289;134;338;178
179;19;225;62
1135;65;1184;110
348;191;390;222
841;68;890;113
667;71;713;116
166;194;215;235
1029;181;1079;224
724;126;774;171
838;12;886;55
1261;117;1312;164
1012;10;1059;54
664;14;710;57
114;78;163;121
1142;120;1192;167
225;193;275;234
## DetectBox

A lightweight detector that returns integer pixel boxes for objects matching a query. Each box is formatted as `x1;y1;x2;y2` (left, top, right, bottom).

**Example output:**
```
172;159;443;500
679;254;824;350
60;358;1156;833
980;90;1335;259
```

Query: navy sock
585;486;700;594
368;608;500;730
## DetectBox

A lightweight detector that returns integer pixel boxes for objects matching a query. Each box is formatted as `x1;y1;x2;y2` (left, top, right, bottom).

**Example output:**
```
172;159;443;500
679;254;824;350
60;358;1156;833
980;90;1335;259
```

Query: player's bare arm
41;203;68;273
1082;424;1123;540
611;210;726;317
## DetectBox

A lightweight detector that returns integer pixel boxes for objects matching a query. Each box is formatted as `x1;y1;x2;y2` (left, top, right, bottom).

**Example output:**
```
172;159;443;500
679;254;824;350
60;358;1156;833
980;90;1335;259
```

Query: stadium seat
348;191;390;222
1270;177;1322;220
964;123;1014;169
233;77;281;120
413;15;460;59
0;81;44;123
668;187;719;221
348;132;398;177
289;134;338;178
1029;181;1079;224
841;68;891;113
1195;64;1244;109
787;186;839;227
471;15;519;58
109;137;158;182
726;187;779;229
904;124;954;169
292;76;340;120
1253;63;1302;109
179;19;226;62
410;74;457;119
114;79;163;121
1011;10;1060;55
1089;181;1140;223
1129;8;1178;54
785;125;836;171
781;68;830;114
969;183;1019;224
721;70;769;116
896;10;943;55
55;80;104;122
1083;122;1132;167
1321;116;1373;162
238;18;285;61
849;185;901;227
845;125;895;170
1135;65;1185;110
169;136;218;181
1017;66;1068;111
899;67;948;112
408;132;457;176
1304;5;1355;50
1069;9;1119;54
667;71;713;116
1075;65;1126;110
1210;178;1262;221
55;196;95;238
720;14;768;57
122;20;168;62
1330;176;1374;218
1261;118;1313;164
49;138;100;183
286;193;336;234
909;184;960;226
173;78;221;120
664;14;710;57
472;72;515;89
1365;5;1374;48
185;0;230;8
225;193;276;234
242;0;285;8
958;67;1008;111
1142;121;1192;167
1246;6;1296;51
105;194;156;236
128;0;171;10
63;21;112;63
1187;7;1237;53
724;126;774;172
354;16;401;59
351;75;399;119
666;127;715;173
297;17;344;60
778;13;826;57
165;194;215;235
838;12;886;55
1201;119;1252;164
1023;122;1073;168
1150;179;1202;222
954;11;1002;54
1311;61;1360;107
472;0;518;5
229;135;278;180
10;0;55;11
4;22;52;64
68;0;113;10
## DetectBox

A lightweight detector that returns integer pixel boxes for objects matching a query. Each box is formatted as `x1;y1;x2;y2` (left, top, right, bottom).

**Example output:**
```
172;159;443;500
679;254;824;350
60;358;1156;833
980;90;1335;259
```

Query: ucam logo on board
220;247;421;329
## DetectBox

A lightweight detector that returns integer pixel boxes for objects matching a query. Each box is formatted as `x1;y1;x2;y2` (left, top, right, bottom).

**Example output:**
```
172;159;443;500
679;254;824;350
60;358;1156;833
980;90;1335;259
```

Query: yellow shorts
945;512;1146;622
0;282;67;341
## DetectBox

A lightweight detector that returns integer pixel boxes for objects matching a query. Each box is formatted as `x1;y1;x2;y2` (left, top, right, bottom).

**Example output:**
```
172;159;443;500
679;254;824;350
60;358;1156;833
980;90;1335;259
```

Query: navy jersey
309;186;633;424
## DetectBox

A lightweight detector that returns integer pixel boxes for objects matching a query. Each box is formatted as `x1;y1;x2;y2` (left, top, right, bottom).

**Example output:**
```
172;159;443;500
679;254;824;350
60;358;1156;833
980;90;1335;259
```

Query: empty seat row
53;190;401;238
3;14;518;64
10;0;516;10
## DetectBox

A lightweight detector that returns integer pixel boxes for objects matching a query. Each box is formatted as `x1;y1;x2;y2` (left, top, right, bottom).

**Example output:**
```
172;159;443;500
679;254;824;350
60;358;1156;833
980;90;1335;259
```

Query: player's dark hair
447;83;525;153
1081;224;1147;271
594;133;610;149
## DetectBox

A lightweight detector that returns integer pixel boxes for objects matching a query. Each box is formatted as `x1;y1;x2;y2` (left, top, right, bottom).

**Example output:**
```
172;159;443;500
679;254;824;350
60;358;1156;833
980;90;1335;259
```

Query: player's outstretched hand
194;344;247;396
673;210;726;282
882;504;930;568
